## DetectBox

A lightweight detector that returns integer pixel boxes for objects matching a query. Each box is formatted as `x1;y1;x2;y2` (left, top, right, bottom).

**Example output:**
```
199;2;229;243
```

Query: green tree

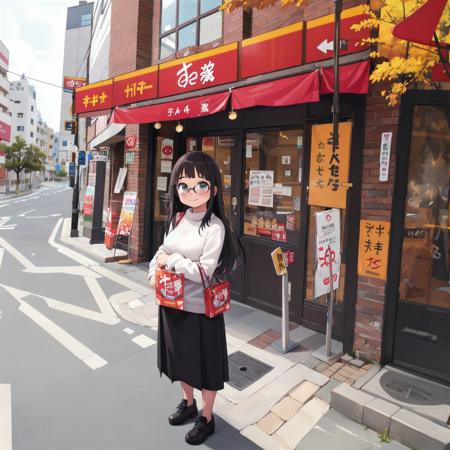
0;136;46;194
56;167;67;177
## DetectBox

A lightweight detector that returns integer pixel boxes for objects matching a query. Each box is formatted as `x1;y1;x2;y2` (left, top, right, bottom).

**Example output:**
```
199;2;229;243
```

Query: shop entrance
388;93;449;383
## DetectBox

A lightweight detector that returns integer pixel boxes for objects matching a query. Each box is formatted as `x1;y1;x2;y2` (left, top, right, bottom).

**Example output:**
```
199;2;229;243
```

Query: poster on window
117;191;138;236
308;122;352;209
314;209;341;298
248;170;274;207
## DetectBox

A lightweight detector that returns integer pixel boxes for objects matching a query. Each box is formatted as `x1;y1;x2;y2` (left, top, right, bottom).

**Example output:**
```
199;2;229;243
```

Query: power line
6;70;65;90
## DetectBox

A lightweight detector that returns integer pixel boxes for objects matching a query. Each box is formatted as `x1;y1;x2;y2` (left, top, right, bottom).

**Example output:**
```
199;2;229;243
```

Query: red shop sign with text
125;135;137;150
63;76;86;92
75;79;113;114
305;5;370;64
158;43;238;97
113;66;158;106
241;22;303;79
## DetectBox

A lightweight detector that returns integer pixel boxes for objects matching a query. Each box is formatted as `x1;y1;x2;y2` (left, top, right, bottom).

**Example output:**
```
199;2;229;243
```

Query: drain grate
227;351;273;391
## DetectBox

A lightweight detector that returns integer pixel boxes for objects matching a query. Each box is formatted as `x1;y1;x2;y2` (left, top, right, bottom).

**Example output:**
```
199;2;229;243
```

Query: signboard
248;170;274;208
63;76;86;93
314;209;341;298
69;162;76;177
113;66;158;106
125;135;137;150
158;43;238;97
308;122;352;209
78;150;86;166
379;132;392;182
64;120;75;132
271;247;288;276
161;138;174;160
55;163;61;172
114;167;127;194
241;22;303;79
117;191;138;236
75;79;113;114
125;151;135;165
305;5;370;63
0;120;11;142
358;219;390;280
83;186;95;221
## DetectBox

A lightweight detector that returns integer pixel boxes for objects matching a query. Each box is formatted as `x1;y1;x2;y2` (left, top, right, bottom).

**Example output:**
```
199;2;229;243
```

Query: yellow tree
222;0;450;106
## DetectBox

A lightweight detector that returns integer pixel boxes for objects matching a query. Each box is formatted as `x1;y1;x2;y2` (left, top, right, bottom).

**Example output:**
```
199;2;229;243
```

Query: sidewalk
59;219;450;450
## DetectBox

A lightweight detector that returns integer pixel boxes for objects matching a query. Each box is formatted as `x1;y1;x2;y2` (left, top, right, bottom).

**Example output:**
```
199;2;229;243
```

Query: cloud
0;0;80;131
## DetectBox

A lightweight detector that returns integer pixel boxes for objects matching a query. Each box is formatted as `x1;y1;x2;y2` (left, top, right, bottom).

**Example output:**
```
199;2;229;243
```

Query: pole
70;89;80;237
332;0;342;151
325;245;335;357
281;273;289;352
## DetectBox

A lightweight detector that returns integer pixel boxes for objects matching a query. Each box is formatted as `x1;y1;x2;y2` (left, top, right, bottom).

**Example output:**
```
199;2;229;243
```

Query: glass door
393;103;449;382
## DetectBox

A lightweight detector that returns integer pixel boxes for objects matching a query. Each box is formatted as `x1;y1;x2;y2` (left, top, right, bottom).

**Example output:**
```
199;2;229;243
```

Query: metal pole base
312;339;343;364
70;229;79;238
271;339;300;354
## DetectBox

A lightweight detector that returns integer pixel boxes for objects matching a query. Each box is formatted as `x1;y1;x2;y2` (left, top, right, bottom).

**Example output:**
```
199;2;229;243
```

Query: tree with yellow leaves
222;0;449;106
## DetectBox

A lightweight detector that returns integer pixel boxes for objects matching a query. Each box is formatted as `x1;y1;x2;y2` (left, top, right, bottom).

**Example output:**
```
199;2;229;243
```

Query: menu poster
117;191;138;237
248;170;274;208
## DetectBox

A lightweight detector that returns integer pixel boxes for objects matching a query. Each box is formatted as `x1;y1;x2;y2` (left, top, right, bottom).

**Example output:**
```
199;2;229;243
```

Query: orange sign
113;66;158;106
358;220;390;280
308;122;352;209
75;79;113;113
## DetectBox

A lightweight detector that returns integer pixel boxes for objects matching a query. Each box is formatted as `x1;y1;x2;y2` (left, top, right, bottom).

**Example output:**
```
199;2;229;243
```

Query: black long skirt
157;306;229;391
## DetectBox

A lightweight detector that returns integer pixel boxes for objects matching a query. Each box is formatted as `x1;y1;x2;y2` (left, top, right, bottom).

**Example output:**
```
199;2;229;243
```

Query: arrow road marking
0;218;17;231
19;209;34;217
317;38;334;54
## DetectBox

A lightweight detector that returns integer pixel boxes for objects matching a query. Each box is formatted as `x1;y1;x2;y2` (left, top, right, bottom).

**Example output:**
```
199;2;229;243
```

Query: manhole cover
227;351;273;391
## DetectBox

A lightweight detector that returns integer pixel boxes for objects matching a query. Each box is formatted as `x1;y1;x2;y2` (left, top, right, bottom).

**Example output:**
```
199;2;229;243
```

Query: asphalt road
0;183;260;450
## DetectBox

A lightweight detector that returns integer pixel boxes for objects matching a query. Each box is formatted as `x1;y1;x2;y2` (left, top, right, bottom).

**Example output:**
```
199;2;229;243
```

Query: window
31;105;34;111
160;0;222;58
62;140;67;147
81;13;92;27
30;118;34;125
14;100;20;104
30;131;33;138
17;126;24;131
17;113;23;118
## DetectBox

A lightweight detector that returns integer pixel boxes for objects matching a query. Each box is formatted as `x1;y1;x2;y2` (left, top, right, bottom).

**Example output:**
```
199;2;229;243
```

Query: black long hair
165;151;243;277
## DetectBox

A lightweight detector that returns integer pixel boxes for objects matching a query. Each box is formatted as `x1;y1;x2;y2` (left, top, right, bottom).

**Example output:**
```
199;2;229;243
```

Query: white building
0;39;11;144
58;1;94;163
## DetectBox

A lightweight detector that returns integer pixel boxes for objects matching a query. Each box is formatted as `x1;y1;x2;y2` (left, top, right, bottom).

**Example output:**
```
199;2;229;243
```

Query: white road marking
123;328;135;335
18;300;108;370
128;299;144;309
0;248;4;269
0;204;8;208
0;217;17;230
0;384;12;450
50;213;62;217
0;237;34;269
19;209;34;217
84;277;118;317
132;334;156;348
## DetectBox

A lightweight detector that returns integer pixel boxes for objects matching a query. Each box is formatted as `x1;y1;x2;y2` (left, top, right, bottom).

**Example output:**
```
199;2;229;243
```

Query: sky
0;0;83;132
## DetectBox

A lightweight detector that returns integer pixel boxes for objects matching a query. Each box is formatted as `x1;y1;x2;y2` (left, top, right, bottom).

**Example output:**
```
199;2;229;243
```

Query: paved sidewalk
58;221;450;450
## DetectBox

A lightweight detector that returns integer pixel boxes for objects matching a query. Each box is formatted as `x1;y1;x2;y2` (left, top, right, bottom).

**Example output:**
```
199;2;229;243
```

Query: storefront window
399;105;449;309
243;130;303;245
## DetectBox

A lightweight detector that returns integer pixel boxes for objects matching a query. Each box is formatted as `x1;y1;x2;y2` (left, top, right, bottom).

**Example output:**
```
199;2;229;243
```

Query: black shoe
185;415;215;445
168;399;198;425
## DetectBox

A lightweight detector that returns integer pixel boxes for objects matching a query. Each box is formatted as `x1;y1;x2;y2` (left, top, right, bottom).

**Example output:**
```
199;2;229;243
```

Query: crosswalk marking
132;334;156;349
0;384;12;450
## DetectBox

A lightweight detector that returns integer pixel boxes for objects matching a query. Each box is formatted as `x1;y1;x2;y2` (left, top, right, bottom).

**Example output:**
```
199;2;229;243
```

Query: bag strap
196;262;212;289
175;211;186;227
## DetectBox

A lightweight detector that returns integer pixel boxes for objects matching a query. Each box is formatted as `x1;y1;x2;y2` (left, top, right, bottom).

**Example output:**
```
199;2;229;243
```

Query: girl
148;151;240;446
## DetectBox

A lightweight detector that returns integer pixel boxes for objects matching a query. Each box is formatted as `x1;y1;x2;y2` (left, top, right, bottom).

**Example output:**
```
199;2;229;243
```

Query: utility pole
70;90;80;237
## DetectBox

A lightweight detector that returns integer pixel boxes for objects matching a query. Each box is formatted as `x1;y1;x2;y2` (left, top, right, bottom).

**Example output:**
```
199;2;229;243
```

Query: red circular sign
162;145;173;156
326;214;332;221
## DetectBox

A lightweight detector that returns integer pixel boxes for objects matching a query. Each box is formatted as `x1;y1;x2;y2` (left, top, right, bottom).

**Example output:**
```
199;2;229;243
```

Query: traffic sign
78;150;86;165
69;162;76;177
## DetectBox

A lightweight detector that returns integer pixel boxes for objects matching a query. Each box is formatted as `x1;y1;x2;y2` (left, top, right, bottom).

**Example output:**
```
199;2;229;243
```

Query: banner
314;208;341;298
117;191;138;236
75;79;113;114
308;122;352;209
83;186;95;222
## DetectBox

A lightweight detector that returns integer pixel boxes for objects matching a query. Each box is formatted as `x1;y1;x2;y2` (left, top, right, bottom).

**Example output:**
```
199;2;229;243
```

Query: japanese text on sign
358;219;390;280
177;61;215;89
379;132;392;182
314;209;341;298
308;122;352;209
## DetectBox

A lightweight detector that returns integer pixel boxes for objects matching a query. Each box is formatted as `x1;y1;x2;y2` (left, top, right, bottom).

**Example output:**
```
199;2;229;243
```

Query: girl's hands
156;252;170;267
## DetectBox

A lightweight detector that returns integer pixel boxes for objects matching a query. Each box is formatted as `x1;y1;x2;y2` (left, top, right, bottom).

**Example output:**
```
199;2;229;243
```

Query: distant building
58;0;94;163
0;40;11;193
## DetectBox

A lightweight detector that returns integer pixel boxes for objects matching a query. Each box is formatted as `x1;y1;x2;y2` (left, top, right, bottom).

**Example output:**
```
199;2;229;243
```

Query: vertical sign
83;186;95;222
314;209;341;298
379;132;392;182
117;191;138;236
308;122;352;209
358;219;390;280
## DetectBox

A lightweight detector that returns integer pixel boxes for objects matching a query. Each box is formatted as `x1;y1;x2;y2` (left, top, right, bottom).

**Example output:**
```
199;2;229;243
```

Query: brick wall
353;81;400;361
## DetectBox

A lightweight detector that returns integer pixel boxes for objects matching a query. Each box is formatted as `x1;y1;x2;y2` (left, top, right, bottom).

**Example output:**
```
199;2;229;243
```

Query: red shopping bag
155;268;185;310
196;263;230;318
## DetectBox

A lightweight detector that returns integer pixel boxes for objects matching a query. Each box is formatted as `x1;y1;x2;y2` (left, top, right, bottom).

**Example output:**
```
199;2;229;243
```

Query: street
0;184;260;450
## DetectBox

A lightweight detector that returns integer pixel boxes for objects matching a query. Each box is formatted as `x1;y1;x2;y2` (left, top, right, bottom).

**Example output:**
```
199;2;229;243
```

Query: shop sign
0;120;11;142
241;22;303;79
305;5;370;63
161;138;174;160
248;170;274;208
125;135;138;150
69;162;76;177
63;76;86;93
75;79;113;114
358;219;390;280
158;43;238;97
83;185;95;221
379;132;392;182
113;66;157;106
271;247;288;276
78;150;86;166
308;122;352;209
125;151;135;165
314;209;341;298
117;191;138;236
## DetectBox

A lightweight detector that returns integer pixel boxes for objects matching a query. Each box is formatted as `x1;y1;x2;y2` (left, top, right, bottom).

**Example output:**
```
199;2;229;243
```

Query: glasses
176;181;211;195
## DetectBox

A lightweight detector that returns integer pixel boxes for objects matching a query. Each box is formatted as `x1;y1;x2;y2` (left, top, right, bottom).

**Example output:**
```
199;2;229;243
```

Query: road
0;183;259;450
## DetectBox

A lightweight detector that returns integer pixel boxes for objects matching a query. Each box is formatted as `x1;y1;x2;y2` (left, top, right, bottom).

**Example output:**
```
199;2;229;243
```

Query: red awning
231;70;319;110
393;0;447;47
111;91;230;124
320;61;370;95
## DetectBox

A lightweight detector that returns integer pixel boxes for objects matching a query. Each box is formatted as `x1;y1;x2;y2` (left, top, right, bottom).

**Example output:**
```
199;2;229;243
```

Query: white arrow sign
317;38;334;54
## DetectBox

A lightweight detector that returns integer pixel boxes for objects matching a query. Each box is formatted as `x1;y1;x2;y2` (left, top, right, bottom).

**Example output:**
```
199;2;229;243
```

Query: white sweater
148;208;225;314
